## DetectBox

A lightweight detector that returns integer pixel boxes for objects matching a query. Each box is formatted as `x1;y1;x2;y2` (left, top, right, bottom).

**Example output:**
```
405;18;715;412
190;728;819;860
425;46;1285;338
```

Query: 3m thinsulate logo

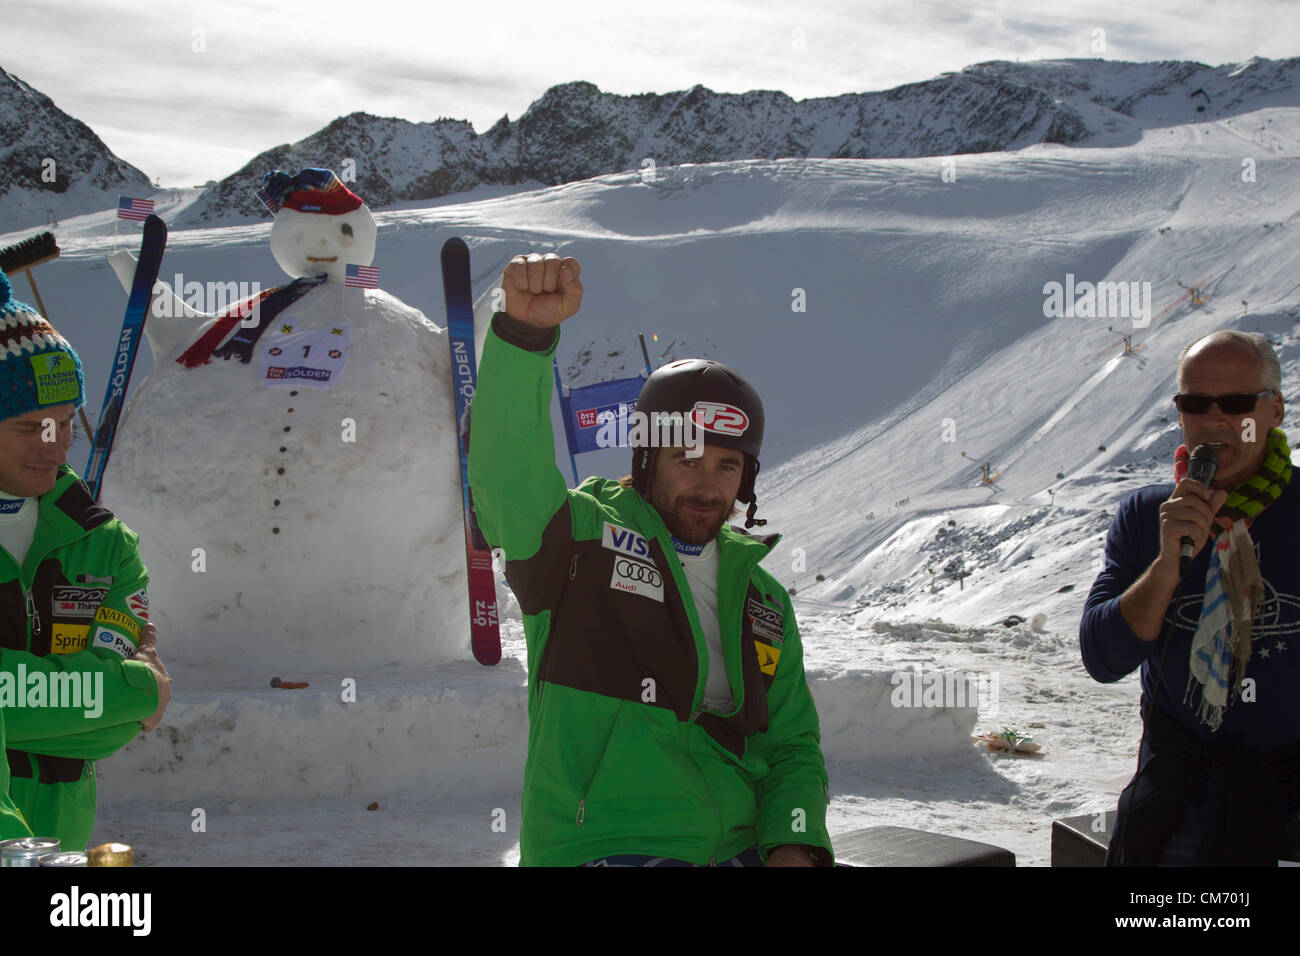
53;585;108;619
690;401;748;436
745;596;784;644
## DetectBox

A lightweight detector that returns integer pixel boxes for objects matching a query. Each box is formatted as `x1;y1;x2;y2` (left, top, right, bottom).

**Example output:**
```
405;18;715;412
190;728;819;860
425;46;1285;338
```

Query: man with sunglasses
1081;330;1299;865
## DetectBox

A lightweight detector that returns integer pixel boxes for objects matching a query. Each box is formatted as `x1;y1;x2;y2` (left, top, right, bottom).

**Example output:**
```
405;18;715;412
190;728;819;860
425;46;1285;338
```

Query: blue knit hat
0;270;85;418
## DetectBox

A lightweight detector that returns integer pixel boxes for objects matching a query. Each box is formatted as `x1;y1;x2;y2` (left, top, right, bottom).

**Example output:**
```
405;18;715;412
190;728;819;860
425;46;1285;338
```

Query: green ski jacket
469;314;832;866
1;466;159;850
0;708;31;839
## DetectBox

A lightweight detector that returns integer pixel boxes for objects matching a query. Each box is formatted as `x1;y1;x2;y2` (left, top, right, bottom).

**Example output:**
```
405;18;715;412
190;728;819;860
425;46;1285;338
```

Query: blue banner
558;375;647;455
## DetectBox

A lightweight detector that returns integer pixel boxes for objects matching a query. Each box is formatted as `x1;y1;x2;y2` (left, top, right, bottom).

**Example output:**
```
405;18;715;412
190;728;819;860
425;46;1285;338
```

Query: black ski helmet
630;358;767;528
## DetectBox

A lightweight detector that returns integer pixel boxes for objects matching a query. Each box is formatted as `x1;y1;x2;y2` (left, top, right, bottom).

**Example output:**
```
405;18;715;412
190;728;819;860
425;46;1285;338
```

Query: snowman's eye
341;223;353;237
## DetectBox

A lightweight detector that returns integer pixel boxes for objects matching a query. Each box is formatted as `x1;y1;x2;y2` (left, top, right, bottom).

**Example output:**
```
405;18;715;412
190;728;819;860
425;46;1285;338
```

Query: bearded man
469;252;832;867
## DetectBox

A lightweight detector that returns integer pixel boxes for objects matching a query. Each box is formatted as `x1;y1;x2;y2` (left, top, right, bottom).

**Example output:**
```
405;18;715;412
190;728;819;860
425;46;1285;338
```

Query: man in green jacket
0;271;171;850
469;251;832;866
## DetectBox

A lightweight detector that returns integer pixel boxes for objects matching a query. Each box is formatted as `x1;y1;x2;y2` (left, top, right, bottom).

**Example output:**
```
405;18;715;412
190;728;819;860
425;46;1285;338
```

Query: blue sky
3;0;1297;185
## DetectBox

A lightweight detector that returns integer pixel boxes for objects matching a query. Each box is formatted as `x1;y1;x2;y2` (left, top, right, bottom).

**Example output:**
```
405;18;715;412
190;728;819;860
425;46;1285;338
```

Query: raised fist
502;253;583;328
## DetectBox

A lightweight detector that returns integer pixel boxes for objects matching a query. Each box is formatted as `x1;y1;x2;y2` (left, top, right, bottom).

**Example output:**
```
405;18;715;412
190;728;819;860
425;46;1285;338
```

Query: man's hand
1155;478;1230;577
764;845;817;867
1119;478;1230;642
132;623;172;732
502;253;582;328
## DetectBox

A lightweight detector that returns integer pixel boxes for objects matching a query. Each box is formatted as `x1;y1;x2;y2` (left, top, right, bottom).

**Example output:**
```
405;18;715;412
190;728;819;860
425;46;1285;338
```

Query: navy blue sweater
1081;475;1300;751
1081;475;1300;863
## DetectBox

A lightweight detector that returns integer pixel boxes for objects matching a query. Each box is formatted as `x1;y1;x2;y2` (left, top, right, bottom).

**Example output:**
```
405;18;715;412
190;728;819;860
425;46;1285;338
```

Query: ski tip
441;236;468;255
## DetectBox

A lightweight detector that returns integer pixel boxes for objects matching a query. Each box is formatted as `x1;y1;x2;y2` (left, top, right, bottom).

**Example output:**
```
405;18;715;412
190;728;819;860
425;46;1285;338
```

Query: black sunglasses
1173;390;1273;415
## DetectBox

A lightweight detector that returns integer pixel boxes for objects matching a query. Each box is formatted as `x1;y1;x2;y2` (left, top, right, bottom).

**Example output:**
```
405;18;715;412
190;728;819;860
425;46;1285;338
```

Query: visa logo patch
602;523;652;561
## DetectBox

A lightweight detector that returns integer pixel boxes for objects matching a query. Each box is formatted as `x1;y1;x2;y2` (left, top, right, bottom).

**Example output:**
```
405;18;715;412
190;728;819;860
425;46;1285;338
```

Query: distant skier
1081;330;1300;865
469;252;832;866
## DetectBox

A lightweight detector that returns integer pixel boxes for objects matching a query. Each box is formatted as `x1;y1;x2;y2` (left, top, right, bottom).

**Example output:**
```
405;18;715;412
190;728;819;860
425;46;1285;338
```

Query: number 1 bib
259;322;350;390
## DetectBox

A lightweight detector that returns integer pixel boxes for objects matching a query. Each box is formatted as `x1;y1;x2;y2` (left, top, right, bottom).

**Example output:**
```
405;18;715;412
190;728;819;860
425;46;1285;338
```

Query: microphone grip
1179;537;1194;579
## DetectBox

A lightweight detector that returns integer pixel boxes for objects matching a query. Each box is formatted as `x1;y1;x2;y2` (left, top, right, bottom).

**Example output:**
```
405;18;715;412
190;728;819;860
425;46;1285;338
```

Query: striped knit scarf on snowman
1178;427;1292;731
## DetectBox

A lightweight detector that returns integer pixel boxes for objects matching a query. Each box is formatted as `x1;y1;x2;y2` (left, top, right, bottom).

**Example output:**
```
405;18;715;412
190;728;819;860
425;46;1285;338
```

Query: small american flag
117;197;155;221
345;264;379;288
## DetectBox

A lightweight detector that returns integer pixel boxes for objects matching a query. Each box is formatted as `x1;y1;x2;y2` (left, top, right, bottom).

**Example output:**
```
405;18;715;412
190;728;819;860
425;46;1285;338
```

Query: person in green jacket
0;271;171;850
469;251;832;866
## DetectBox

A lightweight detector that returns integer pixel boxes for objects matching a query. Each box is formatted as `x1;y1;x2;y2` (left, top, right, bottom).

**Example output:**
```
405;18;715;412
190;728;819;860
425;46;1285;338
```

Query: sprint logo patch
754;641;782;677
50;623;90;654
610;557;663;603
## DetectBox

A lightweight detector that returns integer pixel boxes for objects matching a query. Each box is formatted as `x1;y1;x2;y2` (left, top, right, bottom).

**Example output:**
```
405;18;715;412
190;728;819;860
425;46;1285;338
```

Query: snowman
103;169;468;684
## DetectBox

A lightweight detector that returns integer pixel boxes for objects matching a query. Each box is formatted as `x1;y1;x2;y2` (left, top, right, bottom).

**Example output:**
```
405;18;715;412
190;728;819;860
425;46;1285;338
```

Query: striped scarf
1182;428;1292;731
176;275;326;368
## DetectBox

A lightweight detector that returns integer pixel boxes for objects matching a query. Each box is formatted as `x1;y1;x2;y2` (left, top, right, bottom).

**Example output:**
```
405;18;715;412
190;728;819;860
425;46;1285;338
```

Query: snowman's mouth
307;256;338;263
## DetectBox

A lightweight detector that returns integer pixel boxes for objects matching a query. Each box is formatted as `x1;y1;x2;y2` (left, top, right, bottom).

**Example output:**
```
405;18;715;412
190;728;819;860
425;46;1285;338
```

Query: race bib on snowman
259;322;350;389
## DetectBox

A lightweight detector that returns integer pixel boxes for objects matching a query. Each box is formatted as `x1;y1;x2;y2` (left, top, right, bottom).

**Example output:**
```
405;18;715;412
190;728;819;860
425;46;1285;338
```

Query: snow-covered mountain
174;57;1300;225
0;65;153;231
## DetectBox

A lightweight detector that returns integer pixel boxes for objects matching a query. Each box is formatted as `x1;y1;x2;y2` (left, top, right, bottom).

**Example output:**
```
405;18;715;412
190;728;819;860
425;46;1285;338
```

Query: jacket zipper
537;554;581;714
576;699;624;824
24;583;40;643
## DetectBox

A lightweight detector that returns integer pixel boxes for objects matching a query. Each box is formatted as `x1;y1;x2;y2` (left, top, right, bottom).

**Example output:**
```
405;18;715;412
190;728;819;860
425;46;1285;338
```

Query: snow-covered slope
7;97;1299;867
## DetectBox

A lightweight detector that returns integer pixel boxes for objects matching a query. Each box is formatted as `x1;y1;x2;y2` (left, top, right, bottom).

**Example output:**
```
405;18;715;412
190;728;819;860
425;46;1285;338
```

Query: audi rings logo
615;559;662;587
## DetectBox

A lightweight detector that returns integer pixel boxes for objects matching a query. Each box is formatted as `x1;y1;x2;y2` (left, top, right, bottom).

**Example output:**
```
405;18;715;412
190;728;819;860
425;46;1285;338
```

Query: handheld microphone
1179;443;1218;578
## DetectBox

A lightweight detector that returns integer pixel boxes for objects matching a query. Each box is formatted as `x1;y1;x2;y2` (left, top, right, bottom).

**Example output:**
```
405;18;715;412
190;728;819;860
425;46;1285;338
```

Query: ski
441;236;501;665
84;213;167;501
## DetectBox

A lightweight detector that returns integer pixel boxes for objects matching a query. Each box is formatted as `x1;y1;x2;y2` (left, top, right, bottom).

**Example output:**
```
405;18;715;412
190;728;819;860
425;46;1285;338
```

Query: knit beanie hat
0;270;85;419
256;168;364;216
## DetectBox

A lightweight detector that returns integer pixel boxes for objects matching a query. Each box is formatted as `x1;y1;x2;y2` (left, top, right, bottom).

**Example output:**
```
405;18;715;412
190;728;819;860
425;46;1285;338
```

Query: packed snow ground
4;102;1299;866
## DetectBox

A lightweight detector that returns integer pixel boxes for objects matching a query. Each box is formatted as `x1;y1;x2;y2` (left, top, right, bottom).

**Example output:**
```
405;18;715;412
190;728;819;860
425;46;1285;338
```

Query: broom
0;231;95;438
